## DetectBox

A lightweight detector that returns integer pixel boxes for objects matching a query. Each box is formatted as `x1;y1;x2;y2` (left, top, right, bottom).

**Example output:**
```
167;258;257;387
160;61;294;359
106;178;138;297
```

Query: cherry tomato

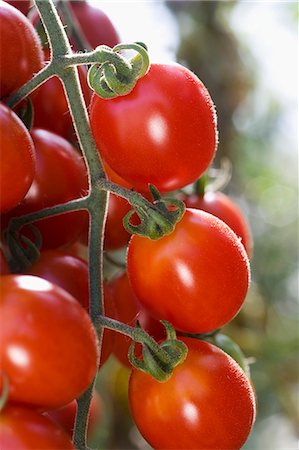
90;63;217;193
0;405;75;449
0;275;98;409
183;191;253;256
5;128;88;250
129;337;256;450
127;208;250;334
31;48;91;140
4;1;31;16
45;390;102;437
0;103;35;213
24;250;115;366
108;272;166;368
0;1;43;98
25;249;90;310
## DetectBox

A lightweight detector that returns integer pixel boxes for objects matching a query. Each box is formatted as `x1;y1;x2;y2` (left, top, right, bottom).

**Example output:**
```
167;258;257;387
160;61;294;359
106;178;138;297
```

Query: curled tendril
123;184;186;240
128;320;188;382
88;42;150;99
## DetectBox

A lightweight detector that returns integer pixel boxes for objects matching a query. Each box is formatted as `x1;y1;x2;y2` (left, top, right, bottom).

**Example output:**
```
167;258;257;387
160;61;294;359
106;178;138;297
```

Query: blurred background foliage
87;1;298;448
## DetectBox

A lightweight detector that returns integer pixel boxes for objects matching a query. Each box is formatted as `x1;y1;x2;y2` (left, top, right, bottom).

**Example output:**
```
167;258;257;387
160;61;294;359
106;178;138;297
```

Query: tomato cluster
0;1;256;449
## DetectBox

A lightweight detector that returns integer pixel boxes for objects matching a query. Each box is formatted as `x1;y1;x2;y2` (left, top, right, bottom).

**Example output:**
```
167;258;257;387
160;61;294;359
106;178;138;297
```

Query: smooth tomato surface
0;405;75;449
90;63;217;193
129;338;256;450
0;1;43;98
5;129;88;249
0;103;35;213
183;191;253;256
127;208;250;333
0;275;98;409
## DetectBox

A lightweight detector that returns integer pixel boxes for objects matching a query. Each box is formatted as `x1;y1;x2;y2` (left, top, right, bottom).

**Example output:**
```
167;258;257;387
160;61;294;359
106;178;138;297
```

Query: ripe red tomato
0;275;98;409
0;405;75;449
68;1;120;49
127;208;250;334
31;48;91;140
0;1;43;98
4;1;31;16
0;103;35;213
107;272;166;368
5;128;88;249
183;191;253;256
129;337;256;450
45;390;102;437
90;63;217;193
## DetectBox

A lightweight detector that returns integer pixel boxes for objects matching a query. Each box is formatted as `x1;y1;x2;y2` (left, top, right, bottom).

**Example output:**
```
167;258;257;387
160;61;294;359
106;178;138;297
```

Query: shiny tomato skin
0;103;35;213
129;338;256;450
6;129;88;250
183;191;253;257
0;275;98;409
127;208;250;334
0;405;75;449
45;390;102;437
25;250;90;310
90;63;217;193
31;48;91;140
0;1;43;98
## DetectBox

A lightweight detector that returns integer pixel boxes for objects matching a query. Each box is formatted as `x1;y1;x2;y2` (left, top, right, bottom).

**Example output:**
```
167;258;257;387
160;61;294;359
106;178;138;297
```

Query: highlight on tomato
127;208;250;334
4;128;88;250
0;0;43;98
90;62;218;193
0;275;98;410
129;337;256;450
0;103;35;214
182;190;253;257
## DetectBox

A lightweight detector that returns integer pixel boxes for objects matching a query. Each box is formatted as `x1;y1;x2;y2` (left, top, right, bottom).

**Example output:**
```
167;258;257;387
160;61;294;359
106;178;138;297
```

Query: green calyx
88;42;150;99
129;321;188;382
124;184;186;240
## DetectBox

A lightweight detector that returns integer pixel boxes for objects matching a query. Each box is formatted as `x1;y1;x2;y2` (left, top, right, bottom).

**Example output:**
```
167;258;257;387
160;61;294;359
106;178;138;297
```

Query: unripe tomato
90;63;218;193
127;208;250;333
0;275;98;409
0;1;43;98
0;405;75;449
0;103;35;213
129;338;256;450
183;191;253;256
5;129;88;249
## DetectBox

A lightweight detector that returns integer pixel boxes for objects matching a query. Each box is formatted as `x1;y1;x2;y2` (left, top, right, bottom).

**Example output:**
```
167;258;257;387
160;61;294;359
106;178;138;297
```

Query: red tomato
45;390;102;437
24;250;115;366
127;208;250;334
4;1;31;16
108;272;166;368
0;103;35;213
31;48;91;140
0;405;75;449
90;63;217;193
5;129;88;250
183;191;253;256
129;337;256;450
25;249;90;310
0;1;43;98
0;275;98;409
0;248;10;274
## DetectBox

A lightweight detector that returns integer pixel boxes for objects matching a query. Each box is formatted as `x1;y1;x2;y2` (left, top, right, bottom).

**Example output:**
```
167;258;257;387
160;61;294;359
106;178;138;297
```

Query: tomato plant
0;405;75;449
182;191;253;256
90;63;218;193
0;1;43;98
4;128;88;249
0;275;98;409
0;103;35;214
128;208;250;333
129;337;256;450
